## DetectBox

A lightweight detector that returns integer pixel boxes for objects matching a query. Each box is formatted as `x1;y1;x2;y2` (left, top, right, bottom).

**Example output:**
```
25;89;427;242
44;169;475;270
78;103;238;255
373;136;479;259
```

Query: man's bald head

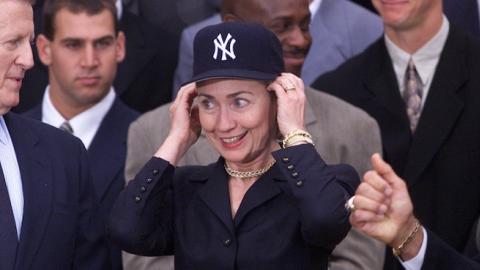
220;0;312;76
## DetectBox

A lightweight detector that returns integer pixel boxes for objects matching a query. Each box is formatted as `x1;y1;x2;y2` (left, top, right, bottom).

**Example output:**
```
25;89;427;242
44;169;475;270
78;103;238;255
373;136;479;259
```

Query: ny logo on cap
213;33;236;61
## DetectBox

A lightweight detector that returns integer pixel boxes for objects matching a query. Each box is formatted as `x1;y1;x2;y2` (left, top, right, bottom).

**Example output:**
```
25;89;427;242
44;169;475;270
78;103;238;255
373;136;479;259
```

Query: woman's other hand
154;83;201;165
267;73;306;137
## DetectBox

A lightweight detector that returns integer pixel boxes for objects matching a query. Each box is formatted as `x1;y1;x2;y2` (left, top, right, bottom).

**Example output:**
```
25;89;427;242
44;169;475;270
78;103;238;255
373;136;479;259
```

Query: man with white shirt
24;0;138;269
313;0;480;269
16;0;177;113
0;0;108;269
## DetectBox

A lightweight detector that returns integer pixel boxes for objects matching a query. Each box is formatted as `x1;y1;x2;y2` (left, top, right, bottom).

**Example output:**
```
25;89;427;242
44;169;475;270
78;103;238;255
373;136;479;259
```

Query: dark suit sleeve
72;141;110;270
420;229;480;270
272;144;360;250
108;157;174;256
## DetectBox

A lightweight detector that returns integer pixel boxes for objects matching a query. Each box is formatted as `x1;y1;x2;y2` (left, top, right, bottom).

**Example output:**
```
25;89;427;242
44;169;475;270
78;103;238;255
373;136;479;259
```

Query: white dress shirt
385;16;449;109
0;116;24;239
41;86;116;149
400;227;428;270
310;0;322;19
116;0;123;20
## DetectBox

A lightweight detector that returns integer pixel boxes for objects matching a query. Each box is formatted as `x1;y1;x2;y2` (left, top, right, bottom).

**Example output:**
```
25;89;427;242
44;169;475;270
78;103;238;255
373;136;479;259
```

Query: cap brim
182;68;279;86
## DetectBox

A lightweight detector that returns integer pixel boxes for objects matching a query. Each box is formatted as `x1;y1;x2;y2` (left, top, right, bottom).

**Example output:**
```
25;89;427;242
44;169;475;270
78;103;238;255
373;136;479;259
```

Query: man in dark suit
23;0;139;269
15;0;177;113
0;0;107;269
350;154;480;270
313;0;480;268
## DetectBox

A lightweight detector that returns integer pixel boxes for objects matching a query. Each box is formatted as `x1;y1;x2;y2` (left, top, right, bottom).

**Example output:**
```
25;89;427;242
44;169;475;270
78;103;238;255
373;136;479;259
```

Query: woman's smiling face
196;78;278;165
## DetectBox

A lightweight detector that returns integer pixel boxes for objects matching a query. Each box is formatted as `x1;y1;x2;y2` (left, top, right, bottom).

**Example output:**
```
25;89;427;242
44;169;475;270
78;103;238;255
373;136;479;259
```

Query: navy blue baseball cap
185;21;285;84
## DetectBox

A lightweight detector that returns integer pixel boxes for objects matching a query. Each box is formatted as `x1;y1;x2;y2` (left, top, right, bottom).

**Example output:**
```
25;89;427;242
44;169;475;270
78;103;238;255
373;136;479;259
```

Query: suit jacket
420;229;480;270
172;0;383;94
313;27;480;269
110;144;359;270
123;87;386;270
2;112;108;270
15;8;177;113
24;98;139;270
443;0;480;36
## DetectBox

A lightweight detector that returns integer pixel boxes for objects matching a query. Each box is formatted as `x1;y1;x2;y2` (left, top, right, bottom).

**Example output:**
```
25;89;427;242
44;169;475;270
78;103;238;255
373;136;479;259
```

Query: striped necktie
0;164;18;270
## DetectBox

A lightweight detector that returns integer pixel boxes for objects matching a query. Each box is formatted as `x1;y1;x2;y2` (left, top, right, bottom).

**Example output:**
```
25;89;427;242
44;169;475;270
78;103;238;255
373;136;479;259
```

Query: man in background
24;0;138;268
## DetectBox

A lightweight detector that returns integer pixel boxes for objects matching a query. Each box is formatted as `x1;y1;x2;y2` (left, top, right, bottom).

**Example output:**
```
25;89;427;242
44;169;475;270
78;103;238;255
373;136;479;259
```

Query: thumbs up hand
350;154;421;255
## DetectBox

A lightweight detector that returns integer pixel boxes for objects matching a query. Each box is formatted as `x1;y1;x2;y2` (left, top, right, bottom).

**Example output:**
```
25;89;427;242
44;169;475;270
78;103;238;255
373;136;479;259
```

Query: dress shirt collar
41;86;116;149
116;0;123;20
0;116;8;145
385;16;449;90
310;0;322;19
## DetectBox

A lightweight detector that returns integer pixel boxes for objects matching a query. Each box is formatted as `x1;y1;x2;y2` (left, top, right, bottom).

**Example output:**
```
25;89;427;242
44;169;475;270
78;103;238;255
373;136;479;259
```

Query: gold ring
345;196;356;212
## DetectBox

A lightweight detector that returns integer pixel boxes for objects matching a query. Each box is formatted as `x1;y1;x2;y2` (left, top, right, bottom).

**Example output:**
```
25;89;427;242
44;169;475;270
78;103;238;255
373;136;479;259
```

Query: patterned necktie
59;121;74;134
403;59;423;132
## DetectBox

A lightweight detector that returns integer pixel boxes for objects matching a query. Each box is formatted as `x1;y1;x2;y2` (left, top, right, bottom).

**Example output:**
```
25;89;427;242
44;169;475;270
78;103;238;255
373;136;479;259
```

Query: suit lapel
233;165;282;228
196;160;235;234
88;100;128;201
4;114;53;270
365;40;411;125
403;28;467;186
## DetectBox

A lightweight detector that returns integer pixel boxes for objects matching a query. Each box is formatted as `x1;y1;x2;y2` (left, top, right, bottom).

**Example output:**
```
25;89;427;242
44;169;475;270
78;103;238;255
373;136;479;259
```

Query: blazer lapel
4;114;53;270
233;165;282;228
365;40;411;125
403;28;467;186
196;160;235;234
87;102;127;201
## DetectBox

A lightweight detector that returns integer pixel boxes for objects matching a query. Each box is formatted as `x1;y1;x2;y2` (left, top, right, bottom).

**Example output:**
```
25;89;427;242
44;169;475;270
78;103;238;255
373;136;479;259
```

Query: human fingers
353;194;388;215
350;208;385;226
371;154;400;185
356;181;390;204
363;170;393;196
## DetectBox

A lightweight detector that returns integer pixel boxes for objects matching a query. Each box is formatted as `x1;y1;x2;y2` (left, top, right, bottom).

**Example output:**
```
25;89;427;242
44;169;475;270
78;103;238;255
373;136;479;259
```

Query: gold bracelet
392;220;421;258
283;134;314;148
282;129;312;148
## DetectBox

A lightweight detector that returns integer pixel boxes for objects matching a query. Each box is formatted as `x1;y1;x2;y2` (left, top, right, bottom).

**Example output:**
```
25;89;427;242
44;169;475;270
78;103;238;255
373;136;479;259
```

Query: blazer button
134;196;142;203
140;186;147;193
146;178;153;184
152;169;160;175
223;239;232;247
282;157;290;163
296;180;304;187
287;164;295;171
291;172;299;178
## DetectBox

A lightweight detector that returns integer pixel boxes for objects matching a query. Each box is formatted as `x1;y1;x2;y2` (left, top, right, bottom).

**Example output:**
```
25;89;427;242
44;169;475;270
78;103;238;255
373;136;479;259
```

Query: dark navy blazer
421;229;480;270
108;144;359;270
3;112;108;270
25;98;139;270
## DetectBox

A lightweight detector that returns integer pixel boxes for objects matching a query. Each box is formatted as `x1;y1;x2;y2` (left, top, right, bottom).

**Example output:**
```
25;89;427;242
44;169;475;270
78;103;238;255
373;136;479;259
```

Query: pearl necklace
224;160;276;179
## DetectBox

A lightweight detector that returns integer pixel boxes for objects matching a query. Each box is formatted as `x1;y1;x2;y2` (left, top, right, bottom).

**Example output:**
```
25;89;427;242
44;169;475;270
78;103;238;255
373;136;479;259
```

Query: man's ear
115;31;126;63
36;34;52;66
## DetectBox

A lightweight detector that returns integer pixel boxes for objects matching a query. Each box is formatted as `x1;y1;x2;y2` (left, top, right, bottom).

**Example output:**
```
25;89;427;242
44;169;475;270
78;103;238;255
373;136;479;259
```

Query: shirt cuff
399;227;428;270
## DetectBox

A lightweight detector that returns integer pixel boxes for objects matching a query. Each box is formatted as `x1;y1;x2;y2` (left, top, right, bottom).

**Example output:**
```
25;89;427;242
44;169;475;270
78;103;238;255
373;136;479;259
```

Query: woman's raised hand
267;73;306;137
154;83;201;165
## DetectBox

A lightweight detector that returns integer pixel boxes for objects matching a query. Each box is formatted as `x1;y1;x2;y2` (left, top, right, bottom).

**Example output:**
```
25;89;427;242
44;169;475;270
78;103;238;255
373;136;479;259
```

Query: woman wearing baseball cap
109;22;359;270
